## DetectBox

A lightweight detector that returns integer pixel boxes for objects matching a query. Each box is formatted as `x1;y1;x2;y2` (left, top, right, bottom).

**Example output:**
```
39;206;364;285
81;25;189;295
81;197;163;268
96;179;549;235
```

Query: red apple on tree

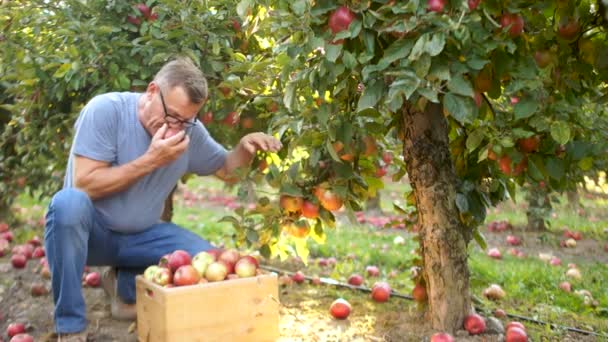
427;0;446;13
558;20;580;40
328;6;355;35
412;283;428;302
329;298;351;319
301;200;319;219
500;13;524;37
280;195;304;213
468;0;481;10
200;111;213;125
517;136;540;153
135;3;151;19
534;50;552;68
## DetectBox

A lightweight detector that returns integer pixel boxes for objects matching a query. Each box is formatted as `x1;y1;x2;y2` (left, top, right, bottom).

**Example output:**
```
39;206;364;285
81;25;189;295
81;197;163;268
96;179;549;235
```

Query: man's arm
74;124;189;200
215;132;282;181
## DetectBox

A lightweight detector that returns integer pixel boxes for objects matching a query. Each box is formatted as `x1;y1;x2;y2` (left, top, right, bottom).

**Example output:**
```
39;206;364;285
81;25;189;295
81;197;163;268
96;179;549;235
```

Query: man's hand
216;132;283;181
146;124;190;168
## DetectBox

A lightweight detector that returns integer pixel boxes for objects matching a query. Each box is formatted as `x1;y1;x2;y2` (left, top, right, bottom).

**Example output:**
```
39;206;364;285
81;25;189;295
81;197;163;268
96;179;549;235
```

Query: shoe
57;330;88;342
101;267;137;321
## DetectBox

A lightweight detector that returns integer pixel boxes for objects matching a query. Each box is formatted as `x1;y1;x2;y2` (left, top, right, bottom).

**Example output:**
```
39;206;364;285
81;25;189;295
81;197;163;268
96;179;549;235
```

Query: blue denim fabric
44;188;214;333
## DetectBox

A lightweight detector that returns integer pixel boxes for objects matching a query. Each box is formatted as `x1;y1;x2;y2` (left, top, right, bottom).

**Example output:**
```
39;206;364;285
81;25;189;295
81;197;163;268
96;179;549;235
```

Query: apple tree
220;0;608;332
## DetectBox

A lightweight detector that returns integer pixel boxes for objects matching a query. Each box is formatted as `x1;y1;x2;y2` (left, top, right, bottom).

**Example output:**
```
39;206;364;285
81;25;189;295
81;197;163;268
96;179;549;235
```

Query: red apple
218;249;240;273
371;281;391;302
279;195;304;213
234;257;258;278
200;111;213;125
7;323;26;338
328;6;355;35
30;283;49;297
13;244;34;259
1;231;14;242
222;111;240;126
558;20;580;40
500;13;524;37
301;200;319;219
204;261;228;282
412;283;427;302
292;271;306;283
206;249;223;261
559;281;572;292
517;136;540;153
310;276;321;285
467;0;481;10
0;222;8;232
127;15;141;26
382;151;393;164
427;0;446;13
464;313;486;334
316;188;343;211
173;265;201;286
494;308;507;318
549;257;561;266
366;265;380;277
506;326;528;342
32;246;45;258
27;236;42;247
506;321;526;332
167;250;192;272
135;3;151;19
347;274;364;286
430;332;455;342
11;253;27;269
329;298;351;319
487;247;502;259
85;272;101;287
506;235;521;246
534;51;552;68
10;334;34;342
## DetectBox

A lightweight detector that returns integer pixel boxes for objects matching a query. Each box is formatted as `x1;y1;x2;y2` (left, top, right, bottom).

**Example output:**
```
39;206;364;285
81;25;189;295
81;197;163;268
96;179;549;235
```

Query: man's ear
146;82;159;99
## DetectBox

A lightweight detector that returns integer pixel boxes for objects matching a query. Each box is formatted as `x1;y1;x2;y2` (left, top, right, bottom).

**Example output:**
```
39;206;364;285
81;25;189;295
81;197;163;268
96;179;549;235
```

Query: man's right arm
73;124;189;200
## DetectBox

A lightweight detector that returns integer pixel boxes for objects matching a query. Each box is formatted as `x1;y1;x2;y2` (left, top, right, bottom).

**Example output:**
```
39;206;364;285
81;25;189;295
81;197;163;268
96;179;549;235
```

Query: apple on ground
430;332;454;342
7;323;26;338
487;247;502;259
347;274;364;286
11;253;27;269
506;321;526;332
10;333;35;342
565;268;582;280
506;326;528;342
0;238;9;257
494;308;507;318
366;265;380;277
292;271;306;283
464;313;486;335
32;246;45;258
506;235;522;246
85;272;101;287
549;257;561;266
30;283;49;297
329;298;351;319
559;281;572;292
310;276;321;285
371;282;391;302
482;284;506;301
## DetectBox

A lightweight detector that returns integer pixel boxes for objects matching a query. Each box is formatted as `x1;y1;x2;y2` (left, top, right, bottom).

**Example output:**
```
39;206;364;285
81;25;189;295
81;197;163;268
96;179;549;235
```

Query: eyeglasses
159;89;198;128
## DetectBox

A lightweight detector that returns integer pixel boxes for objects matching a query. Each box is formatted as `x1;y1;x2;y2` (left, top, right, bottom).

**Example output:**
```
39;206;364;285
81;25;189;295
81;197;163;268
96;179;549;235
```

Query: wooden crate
135;273;279;342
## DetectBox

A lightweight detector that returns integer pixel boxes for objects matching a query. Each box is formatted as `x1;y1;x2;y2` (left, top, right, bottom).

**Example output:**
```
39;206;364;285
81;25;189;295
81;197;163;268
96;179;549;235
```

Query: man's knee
47;188;94;229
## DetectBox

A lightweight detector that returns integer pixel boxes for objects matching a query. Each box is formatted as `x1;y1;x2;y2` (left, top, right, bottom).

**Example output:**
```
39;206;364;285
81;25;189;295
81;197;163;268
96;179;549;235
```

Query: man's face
144;83;203;138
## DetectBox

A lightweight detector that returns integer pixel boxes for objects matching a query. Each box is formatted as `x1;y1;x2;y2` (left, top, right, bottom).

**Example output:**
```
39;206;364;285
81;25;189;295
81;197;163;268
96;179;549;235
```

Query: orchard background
1;0;608;340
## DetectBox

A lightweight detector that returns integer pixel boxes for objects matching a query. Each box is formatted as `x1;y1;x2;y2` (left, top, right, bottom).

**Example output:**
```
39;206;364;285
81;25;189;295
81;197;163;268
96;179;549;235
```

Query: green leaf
513;98;539;120
388;73;420;102
426;32;446;56
342;50;357;69
546;157;565;181
237;0;253;17
444;93;476;124
455;193;469;213
417;87;439;103
325;43;342;63
381;39;414;65
280;183;304;197
578;157;593;171
447;75;474;97
290;0;307;16
409;34;428;61
53;63;71;79
283;82;296;112
472;228;487;250
550;121;571;145
357;80;384;110
466;128;485;152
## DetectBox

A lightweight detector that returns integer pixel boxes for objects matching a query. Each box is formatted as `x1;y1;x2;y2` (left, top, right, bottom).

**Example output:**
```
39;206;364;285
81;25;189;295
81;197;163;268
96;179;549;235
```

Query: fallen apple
487;248;502;259
292;271;306;283
559;281;572;292
494;308;507;318
464;313;486;335
430;332;454;342
347;274;364;286
30;283;49;297
506;326;528;342
549;257;561;266
506;235;521;246
329;298;351;319
371;281;391;302
7;323;26;338
366;265;380;277
565;238;577;248
11;253;27;269
506;321;526;332
482;284;506;301
32;247;45;259
565;268;582;280
10;333;35;342
0;238;9;257
85;272;101;287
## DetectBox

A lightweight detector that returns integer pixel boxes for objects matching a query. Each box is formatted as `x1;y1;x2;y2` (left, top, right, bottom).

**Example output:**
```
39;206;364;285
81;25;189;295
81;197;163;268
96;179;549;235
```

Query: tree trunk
161;185;177;222
365;193;382;214
525;184;550;231
566;189;580;211
401;102;472;332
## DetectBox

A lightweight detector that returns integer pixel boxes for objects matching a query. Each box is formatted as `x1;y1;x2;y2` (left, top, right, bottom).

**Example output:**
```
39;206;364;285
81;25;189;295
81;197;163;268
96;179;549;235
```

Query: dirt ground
1;226;605;342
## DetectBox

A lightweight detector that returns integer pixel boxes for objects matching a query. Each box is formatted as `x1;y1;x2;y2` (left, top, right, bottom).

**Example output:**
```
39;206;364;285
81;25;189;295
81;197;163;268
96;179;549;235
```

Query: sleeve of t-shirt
71;94;118;163
188;123;228;176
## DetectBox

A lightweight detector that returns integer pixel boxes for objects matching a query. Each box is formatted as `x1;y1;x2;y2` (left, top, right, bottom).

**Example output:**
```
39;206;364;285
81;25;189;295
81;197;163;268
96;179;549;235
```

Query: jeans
44;188;214;334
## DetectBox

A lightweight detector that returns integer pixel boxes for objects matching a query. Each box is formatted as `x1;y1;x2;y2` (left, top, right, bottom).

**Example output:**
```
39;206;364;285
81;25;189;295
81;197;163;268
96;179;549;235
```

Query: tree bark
566;189;580;211
525;185;550;231
401;102;472;332
161;185;177;222
365;193;382;214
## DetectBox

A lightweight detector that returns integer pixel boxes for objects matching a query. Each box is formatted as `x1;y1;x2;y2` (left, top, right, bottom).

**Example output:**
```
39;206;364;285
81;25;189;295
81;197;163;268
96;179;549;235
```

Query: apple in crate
154;267;173;286
173;265;200;286
205;261;229;282
192;251;215;276
218;249;240;273
234;256;258;278
143;265;160;281
167;250;192;272
329;298;351;319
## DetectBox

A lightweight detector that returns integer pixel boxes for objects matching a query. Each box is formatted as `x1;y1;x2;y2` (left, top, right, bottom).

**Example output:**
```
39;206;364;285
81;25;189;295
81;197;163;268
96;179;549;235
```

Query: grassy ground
9;177;608;340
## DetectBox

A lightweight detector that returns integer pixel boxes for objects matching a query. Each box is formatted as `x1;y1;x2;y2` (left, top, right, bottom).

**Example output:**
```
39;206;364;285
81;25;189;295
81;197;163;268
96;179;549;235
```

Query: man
44;57;282;341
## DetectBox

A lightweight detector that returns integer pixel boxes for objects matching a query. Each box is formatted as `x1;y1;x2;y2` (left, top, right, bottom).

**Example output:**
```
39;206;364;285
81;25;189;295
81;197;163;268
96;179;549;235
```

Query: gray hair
153;57;208;104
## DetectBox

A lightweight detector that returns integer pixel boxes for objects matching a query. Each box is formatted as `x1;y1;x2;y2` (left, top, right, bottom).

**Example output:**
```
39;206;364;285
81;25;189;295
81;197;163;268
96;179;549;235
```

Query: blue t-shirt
64;92;227;233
